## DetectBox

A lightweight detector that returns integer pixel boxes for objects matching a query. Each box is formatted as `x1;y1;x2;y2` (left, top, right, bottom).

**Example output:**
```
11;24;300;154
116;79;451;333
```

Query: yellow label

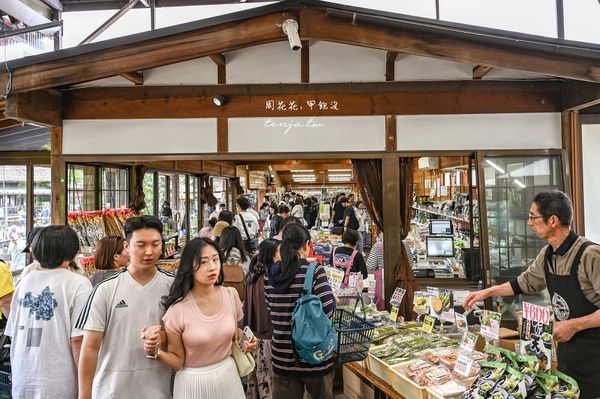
422;315;435;334
390;305;399;322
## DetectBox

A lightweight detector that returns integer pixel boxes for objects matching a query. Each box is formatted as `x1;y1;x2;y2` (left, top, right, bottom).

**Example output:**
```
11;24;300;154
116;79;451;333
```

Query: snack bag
463;361;507;399
553;370;580;399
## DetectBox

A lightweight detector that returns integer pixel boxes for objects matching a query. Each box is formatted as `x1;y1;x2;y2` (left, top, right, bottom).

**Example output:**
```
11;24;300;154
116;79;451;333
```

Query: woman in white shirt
219;226;251;274
290;197;305;225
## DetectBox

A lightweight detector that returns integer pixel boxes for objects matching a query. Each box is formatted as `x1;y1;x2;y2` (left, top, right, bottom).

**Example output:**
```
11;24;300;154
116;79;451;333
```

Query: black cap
22;226;43;253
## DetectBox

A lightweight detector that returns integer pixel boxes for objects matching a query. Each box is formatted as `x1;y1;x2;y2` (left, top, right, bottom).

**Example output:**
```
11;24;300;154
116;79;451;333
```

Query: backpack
291;263;337;365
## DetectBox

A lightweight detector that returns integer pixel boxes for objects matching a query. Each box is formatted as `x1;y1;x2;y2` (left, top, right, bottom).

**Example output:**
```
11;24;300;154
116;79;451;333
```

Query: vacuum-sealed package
462;361;507;399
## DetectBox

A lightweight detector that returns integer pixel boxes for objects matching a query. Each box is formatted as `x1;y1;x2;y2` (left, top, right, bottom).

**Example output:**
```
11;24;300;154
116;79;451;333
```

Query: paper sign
413;291;430;314
324;267;344;292
443;308;456;323
367;280;376;296
422;316;436;334
429;289;453;320
348;273;359;288
390;287;406;307
455;312;468;333
390;305;400;322
460;332;479;352
454;354;474;377
480;310;501;341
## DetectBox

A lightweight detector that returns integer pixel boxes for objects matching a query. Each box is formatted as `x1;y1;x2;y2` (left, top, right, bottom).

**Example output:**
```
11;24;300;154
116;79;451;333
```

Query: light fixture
328;169;352;173
290;169;314;173
282;19;302;51
328;174;352;178
485;160;506;174
513;179;526;188
213;95;229;107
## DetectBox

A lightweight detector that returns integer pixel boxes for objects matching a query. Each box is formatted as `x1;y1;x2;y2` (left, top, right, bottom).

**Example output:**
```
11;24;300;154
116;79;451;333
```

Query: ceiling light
292;174;315;179
485;160;506;174
290;169;314;173
328;169;352;172
513;179;526;188
212;95;229;107
328;174;352;178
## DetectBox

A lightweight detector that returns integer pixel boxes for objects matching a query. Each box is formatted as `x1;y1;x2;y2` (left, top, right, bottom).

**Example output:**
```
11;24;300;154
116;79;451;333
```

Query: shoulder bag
227;287;255;377
239;213;259;252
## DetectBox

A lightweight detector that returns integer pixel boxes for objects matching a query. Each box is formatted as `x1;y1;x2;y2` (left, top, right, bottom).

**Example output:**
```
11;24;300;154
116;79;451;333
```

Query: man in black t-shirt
342;197;360;231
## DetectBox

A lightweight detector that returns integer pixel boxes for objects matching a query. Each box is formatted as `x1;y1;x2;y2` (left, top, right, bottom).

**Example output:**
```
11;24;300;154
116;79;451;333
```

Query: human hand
554;319;580;343
463;290;487;311
141;325;161;355
333;293;340;305
243;337;258;353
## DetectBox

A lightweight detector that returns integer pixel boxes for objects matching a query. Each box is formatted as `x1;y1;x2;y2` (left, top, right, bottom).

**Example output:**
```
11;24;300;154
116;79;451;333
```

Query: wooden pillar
562;110;584;234
382;115;400;307
50;127;66;225
217;118;228;154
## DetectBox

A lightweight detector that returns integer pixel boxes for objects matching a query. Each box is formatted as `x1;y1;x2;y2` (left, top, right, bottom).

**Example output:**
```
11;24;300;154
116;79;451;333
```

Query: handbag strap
227;287;237;344
238;213;253;240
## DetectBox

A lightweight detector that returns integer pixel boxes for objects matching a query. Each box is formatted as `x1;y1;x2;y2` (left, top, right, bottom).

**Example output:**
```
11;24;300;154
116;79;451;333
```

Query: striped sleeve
313;264;335;318
75;273;120;331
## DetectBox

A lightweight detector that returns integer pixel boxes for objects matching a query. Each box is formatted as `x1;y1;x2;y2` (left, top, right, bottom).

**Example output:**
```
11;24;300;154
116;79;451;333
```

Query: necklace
193;287;219;307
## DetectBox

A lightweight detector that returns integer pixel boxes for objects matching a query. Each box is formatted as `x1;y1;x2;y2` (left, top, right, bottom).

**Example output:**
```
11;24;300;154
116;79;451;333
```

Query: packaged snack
553;370;580;399
488;365;526;399
463;361;507;399
414;365;453;387
514;355;539;395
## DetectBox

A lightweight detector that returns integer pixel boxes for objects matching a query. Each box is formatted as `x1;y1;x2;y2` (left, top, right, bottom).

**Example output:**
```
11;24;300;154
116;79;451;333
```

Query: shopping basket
0;365;10;398
332;295;375;364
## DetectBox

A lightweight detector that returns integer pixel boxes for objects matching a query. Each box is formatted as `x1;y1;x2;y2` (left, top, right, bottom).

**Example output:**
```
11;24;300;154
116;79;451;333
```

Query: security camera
282;19;302;51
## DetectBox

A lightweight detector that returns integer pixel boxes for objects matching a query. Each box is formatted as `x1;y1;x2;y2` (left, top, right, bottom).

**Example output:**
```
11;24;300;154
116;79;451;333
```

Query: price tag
455;312;468;333
390;287;406;307
443;309;456;323
324;267;344;292
454;354;474;377
422;316;435;334
460;332;479;352
480;310;501;342
390;305;400;322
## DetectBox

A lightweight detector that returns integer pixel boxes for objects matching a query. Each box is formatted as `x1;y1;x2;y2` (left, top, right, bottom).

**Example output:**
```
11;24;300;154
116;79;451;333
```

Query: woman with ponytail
264;224;335;399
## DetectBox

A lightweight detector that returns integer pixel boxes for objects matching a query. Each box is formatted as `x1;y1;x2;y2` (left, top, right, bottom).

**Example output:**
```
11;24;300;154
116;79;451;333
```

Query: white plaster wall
226;41;301;84
143;58;217;85
228;116;385;152
397;113;561;150
582;124;600;243
310;41;386;83
63;119;217;154
395;54;473;81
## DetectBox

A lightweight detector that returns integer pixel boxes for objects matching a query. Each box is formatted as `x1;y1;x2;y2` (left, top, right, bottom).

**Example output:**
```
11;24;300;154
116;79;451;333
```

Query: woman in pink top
143;237;256;399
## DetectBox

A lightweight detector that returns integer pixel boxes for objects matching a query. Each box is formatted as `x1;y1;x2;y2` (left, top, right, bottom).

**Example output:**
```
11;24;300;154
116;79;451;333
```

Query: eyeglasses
528;214;544;221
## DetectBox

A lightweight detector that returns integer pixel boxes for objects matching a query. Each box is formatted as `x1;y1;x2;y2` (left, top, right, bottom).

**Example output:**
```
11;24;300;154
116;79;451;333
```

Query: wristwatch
148;349;160;360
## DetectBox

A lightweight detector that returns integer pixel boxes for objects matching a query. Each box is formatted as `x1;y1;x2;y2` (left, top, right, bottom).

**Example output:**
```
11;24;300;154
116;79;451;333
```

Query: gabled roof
1;0;600;95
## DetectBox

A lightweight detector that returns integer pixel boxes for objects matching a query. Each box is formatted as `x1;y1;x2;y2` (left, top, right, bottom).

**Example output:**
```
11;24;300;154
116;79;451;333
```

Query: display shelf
412;206;473;224
161;233;179;259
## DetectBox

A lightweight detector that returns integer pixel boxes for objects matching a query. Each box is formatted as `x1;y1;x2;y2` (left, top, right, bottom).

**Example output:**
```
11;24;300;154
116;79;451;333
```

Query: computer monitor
429;219;453;236
426;236;455;258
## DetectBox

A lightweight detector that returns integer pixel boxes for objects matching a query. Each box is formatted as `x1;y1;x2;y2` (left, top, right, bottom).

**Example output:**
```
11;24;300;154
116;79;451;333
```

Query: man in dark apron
465;190;600;399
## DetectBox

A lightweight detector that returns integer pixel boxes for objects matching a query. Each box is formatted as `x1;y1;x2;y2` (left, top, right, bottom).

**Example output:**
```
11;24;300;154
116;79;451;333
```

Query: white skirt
174;357;245;399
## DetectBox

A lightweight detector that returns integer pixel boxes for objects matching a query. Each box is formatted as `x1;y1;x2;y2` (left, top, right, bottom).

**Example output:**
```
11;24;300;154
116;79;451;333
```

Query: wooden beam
562;110;584;234
50;126;66;225
217;117;228;153
386;51;398;82
62;81;562;119
473;65;493;79
301;40;309;83
0;118;22;130
120;71;144;85
209;53;226;66
382;152;401;308
300;8;600;83
79;0;140;45
0;12;287;94
562;81;600;111
385;115;396;151
246;161;352;172
5;89;62;126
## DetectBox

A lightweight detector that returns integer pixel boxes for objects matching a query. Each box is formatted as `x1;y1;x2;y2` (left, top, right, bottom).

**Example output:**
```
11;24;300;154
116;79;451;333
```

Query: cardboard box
343;365;375;399
498;328;520;352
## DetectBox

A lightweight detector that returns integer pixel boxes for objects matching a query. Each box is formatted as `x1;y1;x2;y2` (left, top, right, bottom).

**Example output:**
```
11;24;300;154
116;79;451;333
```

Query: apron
544;241;600;399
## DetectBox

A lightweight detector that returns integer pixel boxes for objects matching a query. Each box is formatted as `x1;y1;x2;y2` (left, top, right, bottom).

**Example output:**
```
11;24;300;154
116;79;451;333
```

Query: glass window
178;175;187;236
189;176;199;237
483;155;564;312
67;164;97;212
158;174;169;212
0;165;27;271
143;172;155;216
100;167;129;209
34;165;51;228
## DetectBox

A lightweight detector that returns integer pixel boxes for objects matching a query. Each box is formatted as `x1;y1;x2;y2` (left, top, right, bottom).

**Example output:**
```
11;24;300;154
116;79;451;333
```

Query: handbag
227;288;255;377
223;263;245;302
239;214;259;252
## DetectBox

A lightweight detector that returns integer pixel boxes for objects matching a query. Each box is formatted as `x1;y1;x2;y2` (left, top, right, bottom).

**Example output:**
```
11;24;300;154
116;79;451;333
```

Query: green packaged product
514;355;539;395
552;370;579;399
463;361;507;399
489;366;526;399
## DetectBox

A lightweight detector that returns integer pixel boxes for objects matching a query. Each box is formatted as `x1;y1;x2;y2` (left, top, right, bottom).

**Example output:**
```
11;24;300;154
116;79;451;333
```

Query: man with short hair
233;196;260;253
209;203;226;221
465;190;600;399
341;197;360;233
6;225;92;398
77;216;174;399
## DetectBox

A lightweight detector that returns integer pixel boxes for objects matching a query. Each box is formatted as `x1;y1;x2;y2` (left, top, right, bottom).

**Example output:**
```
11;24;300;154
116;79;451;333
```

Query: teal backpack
291;262;337;365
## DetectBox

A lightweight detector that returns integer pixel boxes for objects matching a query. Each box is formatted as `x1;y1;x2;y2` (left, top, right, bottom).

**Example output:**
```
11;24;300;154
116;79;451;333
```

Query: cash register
413;220;456;278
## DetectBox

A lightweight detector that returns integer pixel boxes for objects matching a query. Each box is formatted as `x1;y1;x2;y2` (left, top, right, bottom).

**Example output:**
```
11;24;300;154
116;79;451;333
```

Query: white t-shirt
75;268;174;399
5;268;93;399
233;211;259;241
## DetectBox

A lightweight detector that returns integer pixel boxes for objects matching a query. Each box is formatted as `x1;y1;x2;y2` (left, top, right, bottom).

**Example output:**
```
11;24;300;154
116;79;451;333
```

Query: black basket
332;296;375;364
0;365;10;398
